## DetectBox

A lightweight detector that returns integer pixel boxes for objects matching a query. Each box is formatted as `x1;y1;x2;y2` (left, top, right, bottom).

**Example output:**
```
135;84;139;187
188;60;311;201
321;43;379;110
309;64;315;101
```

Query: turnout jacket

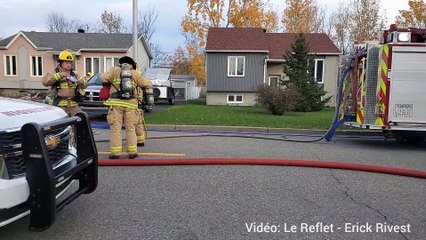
42;67;87;106
100;67;152;109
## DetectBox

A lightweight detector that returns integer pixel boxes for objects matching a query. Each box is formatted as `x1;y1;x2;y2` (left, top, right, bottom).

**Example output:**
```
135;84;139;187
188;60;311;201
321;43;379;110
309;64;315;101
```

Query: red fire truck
327;24;426;143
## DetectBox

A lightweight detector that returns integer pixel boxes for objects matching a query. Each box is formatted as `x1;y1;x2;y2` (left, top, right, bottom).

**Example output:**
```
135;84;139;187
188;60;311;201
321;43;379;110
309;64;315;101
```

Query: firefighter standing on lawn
42;50;87;116
101;56;153;159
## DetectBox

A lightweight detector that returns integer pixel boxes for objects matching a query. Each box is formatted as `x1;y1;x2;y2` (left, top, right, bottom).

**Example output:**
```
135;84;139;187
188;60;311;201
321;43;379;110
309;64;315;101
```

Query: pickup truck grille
84;90;100;101
0;126;72;179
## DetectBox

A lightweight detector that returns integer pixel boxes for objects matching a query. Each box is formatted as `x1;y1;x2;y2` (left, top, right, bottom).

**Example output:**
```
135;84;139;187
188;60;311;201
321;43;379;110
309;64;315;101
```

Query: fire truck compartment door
389;46;426;123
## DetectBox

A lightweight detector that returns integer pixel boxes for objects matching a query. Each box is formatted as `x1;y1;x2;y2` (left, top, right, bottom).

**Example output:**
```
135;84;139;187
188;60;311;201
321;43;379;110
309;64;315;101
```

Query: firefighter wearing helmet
100;56;153;159
42;50;88;116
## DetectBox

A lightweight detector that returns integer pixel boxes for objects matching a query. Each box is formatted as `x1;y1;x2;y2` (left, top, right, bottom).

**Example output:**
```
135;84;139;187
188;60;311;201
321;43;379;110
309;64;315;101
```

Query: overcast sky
0;0;409;53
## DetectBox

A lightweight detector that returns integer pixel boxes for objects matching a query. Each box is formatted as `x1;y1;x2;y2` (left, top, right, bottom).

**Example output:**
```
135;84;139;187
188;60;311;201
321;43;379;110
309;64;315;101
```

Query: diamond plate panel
365;46;380;124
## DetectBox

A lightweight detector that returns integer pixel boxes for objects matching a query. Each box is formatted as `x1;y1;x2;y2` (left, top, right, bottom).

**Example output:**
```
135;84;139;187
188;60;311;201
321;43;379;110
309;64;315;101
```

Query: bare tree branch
46;12;70;32
46;12;92;33
138;7;159;44
99;11;125;33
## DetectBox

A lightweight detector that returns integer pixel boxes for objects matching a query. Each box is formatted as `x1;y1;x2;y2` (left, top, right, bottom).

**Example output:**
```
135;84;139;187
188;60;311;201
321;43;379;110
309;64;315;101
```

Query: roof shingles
0;31;135;52
206;28;340;59
206;28;268;52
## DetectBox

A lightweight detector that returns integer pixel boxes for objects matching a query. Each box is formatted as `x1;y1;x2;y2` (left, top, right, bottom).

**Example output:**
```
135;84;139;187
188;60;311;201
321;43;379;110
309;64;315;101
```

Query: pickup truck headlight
68;126;76;151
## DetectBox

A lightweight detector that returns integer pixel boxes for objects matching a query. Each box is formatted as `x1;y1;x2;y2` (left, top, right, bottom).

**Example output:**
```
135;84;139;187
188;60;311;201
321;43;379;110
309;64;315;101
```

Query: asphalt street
1;126;425;240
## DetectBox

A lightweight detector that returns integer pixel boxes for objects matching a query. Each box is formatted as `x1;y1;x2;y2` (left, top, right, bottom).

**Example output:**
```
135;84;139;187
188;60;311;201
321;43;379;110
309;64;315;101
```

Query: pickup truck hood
86;85;102;93
0;97;67;131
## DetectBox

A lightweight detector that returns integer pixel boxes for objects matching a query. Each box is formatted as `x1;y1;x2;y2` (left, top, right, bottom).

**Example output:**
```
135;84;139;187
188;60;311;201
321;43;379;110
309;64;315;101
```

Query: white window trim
84;57;101;75
104;57;120;72
30;55;43;77
4;55;17;76
227;56;245;77
314;59;325;83
268;76;280;86
227;94;244;104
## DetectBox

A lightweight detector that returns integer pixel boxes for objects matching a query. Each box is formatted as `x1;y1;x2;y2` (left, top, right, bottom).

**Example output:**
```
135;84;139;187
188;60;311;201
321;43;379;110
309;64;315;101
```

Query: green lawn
145;99;337;130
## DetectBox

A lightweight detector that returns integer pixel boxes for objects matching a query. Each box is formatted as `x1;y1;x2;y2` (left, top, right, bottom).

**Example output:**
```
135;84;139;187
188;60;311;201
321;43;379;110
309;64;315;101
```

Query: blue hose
324;48;367;141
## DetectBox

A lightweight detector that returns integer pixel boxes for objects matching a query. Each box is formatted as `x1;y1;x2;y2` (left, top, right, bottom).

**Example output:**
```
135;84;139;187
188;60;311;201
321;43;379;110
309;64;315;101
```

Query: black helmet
119;56;137;69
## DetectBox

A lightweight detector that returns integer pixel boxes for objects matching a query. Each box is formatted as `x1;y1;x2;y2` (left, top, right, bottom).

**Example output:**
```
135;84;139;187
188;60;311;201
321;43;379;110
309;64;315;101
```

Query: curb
91;124;384;136
91;124;385;143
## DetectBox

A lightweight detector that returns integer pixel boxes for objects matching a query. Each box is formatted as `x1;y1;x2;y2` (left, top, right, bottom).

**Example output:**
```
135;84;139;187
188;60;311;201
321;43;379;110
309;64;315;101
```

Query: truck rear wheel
153;88;161;98
168;96;175;105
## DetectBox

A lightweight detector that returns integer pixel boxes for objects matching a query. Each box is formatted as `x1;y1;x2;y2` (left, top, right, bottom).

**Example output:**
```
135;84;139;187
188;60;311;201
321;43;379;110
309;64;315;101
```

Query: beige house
0;30;152;94
205;28;341;107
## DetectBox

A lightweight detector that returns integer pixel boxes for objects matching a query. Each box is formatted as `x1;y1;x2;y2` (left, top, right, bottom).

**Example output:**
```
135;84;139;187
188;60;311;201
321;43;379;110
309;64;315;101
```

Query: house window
227;94;243;103
85;57;100;74
105;57;120;71
269;76;280;87
228;56;245;77
314;59;324;83
31;56;43;76
5;55;17;76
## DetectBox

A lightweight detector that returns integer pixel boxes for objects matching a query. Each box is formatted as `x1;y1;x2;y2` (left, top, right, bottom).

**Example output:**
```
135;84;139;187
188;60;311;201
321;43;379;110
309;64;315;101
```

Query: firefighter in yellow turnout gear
135;86;154;146
42;50;87;116
101;56;153;159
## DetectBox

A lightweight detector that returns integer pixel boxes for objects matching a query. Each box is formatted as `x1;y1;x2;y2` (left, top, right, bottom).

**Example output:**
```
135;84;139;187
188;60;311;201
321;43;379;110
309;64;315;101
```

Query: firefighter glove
145;88;154;105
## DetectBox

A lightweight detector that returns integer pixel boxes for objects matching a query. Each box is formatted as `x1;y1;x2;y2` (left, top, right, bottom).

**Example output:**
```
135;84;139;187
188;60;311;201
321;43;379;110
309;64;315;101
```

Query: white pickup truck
0;97;98;231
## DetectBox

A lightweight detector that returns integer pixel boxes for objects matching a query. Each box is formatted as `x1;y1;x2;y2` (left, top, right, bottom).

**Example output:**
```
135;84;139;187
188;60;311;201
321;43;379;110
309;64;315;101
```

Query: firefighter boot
109;155;120;159
135;111;146;148
128;153;138;159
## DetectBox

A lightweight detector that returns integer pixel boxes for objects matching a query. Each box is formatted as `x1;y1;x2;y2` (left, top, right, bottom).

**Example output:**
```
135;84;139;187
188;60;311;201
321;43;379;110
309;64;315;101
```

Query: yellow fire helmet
58;50;75;62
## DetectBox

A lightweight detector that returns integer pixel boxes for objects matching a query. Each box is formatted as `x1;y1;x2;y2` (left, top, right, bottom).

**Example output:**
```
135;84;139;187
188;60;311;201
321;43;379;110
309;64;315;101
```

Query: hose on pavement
98;157;426;179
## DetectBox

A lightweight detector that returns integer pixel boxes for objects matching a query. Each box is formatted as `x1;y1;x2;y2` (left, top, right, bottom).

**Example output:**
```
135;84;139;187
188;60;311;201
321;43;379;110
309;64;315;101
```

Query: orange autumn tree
282;0;323;33
228;0;279;32
170;47;191;75
181;0;223;48
396;0;426;28
187;43;206;86
170;33;207;86
175;0;279;85
181;0;278;46
348;0;386;43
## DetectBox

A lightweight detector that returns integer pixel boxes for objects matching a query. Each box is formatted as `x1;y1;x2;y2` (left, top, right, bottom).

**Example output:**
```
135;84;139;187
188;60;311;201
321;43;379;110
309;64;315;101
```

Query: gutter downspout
263;57;268;84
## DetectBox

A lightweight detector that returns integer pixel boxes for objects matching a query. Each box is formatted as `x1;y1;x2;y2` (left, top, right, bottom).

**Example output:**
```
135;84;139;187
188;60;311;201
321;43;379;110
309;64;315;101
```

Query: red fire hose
98;158;426;179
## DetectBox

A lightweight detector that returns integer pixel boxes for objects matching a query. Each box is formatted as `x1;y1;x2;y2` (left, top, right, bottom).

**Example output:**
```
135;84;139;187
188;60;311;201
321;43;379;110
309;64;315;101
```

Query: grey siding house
205;28;341;106
0;30;152;94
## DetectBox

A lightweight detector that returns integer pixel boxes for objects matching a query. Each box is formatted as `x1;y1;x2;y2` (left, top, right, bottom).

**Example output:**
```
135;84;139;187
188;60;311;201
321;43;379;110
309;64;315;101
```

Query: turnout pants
62;105;81;117
107;106;139;156
135;109;147;144
55;99;81;117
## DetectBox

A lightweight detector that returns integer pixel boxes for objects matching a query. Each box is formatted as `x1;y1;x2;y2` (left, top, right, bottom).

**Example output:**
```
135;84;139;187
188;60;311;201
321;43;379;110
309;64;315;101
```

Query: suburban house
205;28;341;107
0;30;152;95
